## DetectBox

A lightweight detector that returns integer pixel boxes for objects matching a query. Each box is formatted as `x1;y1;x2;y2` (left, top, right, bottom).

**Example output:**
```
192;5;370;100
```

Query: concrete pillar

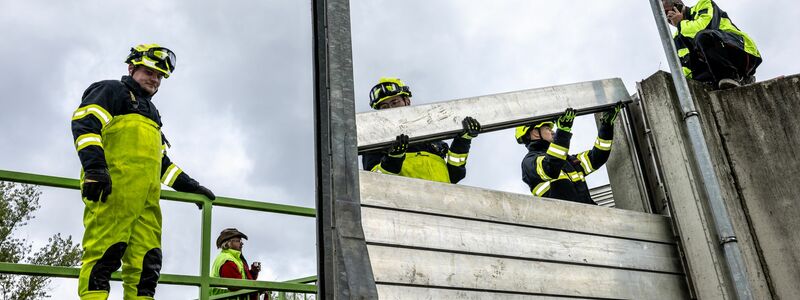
638;71;773;299
705;74;800;299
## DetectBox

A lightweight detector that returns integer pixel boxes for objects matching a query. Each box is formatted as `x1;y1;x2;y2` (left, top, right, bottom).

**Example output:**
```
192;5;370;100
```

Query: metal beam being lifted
356;78;632;152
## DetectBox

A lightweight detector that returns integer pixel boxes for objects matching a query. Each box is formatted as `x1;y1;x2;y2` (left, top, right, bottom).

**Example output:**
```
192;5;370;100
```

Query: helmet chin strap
532;127;552;143
534;127;543;141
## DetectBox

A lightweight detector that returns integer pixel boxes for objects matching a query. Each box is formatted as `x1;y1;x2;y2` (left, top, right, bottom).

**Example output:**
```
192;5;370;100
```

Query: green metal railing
0;169;317;299
209;276;318;300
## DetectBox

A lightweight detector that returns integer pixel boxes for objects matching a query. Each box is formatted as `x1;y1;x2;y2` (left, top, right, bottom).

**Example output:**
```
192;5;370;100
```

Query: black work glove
83;169;112;202
555;108;577;133
193;185;215;209
600;102;624;127
459;116;481;140
387;134;409;158
195;185;216;200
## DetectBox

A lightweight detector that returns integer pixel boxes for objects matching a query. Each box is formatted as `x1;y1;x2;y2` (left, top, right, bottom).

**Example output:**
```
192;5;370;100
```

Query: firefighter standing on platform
516;104;622;204
362;77;481;184
71;43;215;299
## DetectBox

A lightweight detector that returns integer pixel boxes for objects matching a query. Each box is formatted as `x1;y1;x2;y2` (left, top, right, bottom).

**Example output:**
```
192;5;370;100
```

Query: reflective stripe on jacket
521;126;613;205
672;0;760;78
71;75;200;192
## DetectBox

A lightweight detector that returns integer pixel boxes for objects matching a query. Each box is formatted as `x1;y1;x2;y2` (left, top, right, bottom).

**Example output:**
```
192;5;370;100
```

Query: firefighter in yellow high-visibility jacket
361;77;481;184
662;0;762;89
71;43;215;299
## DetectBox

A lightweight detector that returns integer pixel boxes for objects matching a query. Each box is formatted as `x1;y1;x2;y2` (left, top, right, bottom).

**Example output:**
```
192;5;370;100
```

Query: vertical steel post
619;104;655;213
312;0;379;298
199;201;213;299
647;1;753;299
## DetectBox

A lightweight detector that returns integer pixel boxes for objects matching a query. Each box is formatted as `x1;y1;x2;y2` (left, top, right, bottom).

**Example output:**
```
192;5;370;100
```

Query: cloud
2;0;797;298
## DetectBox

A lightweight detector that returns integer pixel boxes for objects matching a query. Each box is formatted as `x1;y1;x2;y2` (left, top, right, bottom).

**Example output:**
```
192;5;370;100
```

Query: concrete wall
638;71;800;299
597;108;652;212
359;171;688;299
706;75;800;299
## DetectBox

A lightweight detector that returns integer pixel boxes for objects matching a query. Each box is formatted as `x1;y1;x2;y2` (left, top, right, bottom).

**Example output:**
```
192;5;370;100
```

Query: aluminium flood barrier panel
356;78;632;153
358;171;689;299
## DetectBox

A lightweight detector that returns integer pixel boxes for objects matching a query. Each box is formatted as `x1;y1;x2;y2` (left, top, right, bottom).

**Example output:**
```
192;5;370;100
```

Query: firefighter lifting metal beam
356;78;632;152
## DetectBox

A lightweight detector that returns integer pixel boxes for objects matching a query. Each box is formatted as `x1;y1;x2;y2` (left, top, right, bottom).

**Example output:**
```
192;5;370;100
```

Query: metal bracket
720;236;738;245
683;111;699;120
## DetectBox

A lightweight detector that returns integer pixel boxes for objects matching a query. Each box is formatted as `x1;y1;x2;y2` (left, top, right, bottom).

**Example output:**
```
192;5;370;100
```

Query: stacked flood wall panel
359;171;688;299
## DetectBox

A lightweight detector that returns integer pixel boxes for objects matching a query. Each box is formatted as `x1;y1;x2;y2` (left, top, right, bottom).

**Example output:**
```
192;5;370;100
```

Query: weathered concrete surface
640;72;735;299
625;94;675;215
597;108;651;212
707;75;800;300
637;71;800;299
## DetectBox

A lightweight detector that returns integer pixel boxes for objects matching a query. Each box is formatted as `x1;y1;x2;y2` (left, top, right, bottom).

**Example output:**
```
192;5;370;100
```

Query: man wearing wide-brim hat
210;228;262;299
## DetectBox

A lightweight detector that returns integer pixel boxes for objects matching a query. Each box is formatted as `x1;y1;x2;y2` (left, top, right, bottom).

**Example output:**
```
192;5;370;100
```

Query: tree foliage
0;182;82;300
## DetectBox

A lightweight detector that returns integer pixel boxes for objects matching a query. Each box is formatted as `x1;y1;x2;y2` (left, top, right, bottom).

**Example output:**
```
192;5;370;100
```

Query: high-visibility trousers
78;114;163;300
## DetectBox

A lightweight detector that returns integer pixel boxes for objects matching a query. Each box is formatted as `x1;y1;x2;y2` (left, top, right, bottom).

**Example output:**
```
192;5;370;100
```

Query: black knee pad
88;242;128;291
695;30;719;48
136;248;162;296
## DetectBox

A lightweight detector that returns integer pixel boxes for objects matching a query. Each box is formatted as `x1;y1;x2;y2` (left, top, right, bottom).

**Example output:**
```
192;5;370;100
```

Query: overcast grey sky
1;0;798;298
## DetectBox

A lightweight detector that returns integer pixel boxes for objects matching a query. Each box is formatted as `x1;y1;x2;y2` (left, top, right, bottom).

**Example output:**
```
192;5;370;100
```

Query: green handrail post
199;199;213;300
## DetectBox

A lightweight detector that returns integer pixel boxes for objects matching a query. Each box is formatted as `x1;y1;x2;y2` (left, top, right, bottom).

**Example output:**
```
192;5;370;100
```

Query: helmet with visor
125;43;176;78
515;120;555;144
369;77;412;109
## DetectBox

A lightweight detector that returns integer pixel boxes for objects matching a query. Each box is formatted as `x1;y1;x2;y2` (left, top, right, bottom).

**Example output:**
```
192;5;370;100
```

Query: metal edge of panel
311;1;332;297
619;93;657;213
359;170;675;244
356;78;632;152
588;184;615;207
313;0;378;298
375;285;582;300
